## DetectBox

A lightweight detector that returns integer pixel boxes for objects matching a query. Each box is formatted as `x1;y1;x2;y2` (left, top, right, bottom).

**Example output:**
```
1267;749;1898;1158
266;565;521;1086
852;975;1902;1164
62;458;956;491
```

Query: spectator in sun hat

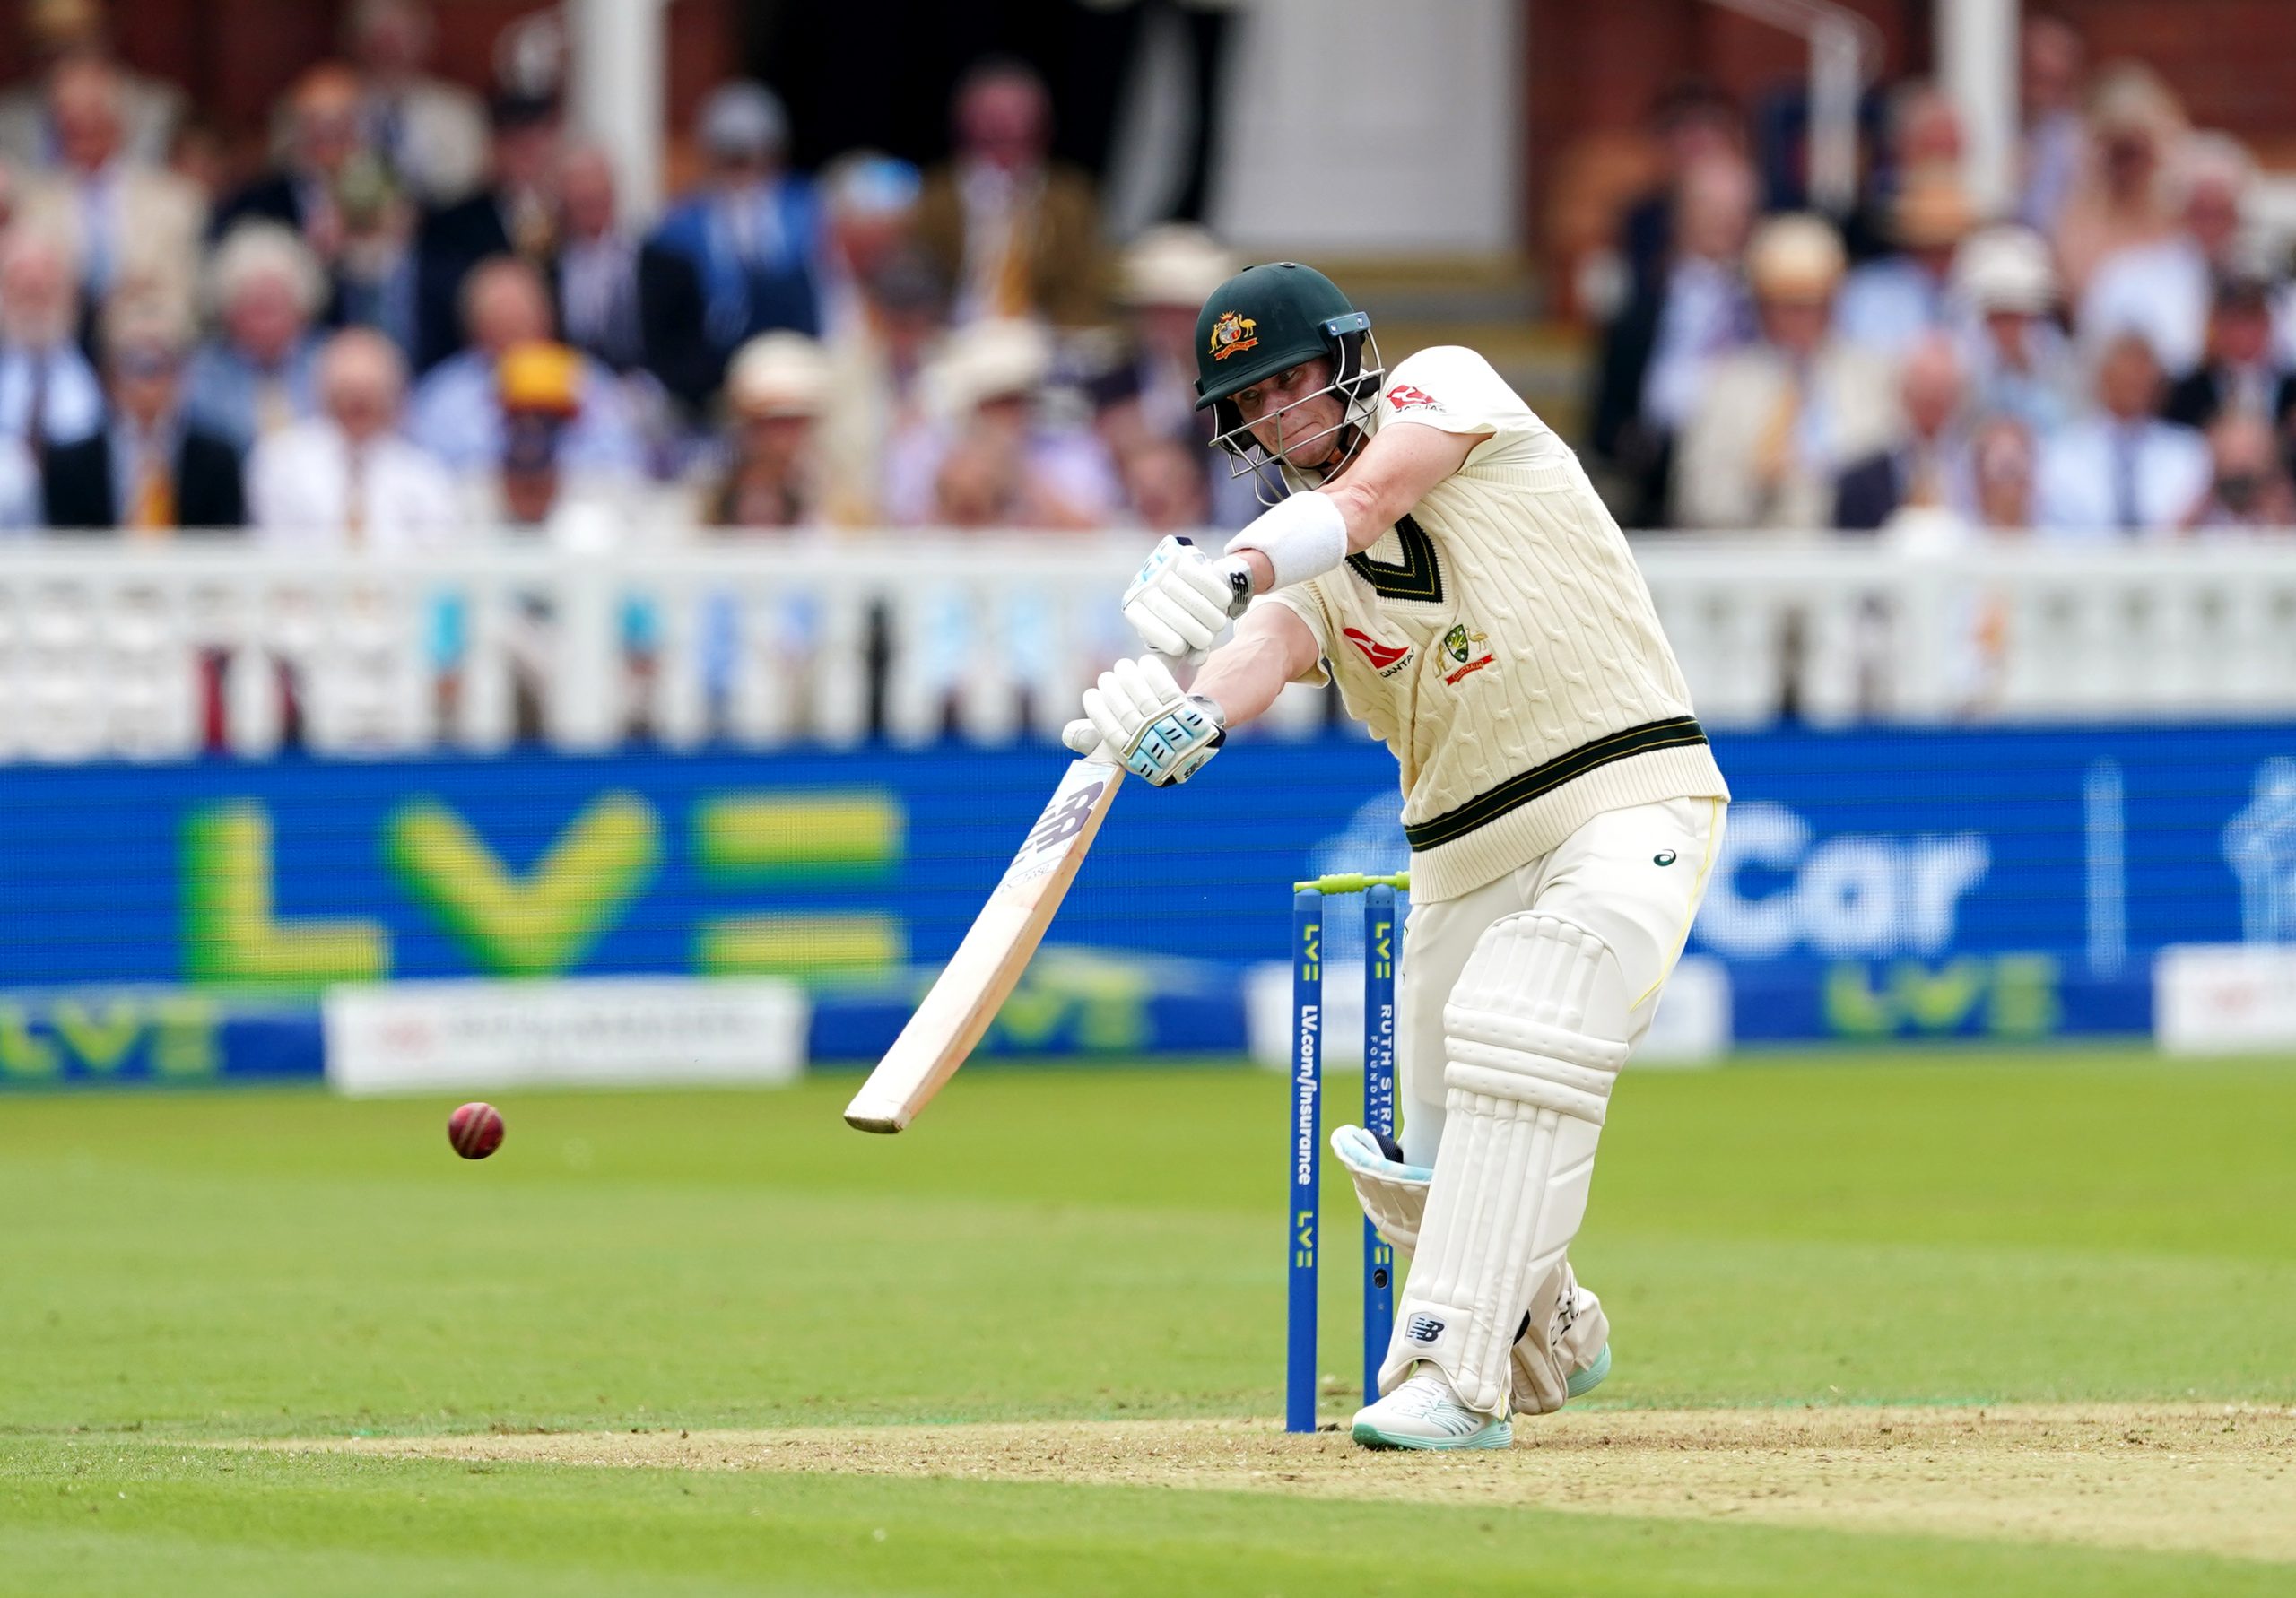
487;338;587;528
883;317;1116;530
704;331;827;530
1096;224;1236;453
1952;223;2081;438
1096;222;1265;524
1672;213;1898;531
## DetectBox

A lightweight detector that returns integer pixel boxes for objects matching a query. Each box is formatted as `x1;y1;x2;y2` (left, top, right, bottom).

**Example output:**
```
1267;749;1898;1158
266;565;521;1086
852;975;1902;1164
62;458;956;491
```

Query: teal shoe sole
1350;1415;1513;1452
1564;1342;1612;1401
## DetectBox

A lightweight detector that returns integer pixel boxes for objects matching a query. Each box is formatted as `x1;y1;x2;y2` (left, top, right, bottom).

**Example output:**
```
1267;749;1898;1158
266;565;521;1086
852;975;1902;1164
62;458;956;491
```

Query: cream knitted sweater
1265;345;1728;900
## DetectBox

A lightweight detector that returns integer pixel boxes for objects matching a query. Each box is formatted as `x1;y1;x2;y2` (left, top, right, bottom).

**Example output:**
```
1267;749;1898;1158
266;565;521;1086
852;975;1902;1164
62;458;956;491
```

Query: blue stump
1361;882;1397;1403
1286;888;1323;1433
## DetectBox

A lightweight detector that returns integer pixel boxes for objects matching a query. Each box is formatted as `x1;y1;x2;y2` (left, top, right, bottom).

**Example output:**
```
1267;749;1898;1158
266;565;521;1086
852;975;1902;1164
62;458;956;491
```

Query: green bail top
1292;872;1411;896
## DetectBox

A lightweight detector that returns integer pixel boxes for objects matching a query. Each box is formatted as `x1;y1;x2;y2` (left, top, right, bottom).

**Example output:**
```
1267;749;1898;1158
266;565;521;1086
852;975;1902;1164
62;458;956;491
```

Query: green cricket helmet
1192;261;1384;496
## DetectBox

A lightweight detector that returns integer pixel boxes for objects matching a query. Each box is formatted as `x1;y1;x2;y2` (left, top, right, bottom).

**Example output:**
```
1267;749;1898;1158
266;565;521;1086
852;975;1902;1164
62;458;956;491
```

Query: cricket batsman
1062;262;1731;1450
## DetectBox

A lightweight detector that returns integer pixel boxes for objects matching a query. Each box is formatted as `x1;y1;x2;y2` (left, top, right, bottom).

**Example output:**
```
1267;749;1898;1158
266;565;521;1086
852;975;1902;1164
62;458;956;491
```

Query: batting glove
1120;535;1251;661
1060;654;1227;786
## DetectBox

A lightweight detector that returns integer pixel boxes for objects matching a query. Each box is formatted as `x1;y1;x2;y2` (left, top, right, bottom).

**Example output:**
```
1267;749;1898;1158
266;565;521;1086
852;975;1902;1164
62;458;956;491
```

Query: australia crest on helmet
1208;309;1258;360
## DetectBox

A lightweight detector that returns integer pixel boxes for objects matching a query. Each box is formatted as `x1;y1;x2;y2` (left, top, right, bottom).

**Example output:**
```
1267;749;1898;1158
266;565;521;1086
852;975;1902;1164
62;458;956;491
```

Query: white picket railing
1639;536;2296;725
0;532;2292;763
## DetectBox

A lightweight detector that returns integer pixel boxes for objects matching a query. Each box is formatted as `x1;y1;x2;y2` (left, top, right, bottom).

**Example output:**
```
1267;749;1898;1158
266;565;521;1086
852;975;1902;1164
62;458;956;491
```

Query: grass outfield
2;1050;2292;1594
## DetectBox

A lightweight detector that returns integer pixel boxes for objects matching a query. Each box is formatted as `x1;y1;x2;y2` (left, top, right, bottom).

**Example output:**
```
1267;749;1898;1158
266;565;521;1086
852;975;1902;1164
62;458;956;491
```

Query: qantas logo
1342;627;1413;677
1386;382;1439;412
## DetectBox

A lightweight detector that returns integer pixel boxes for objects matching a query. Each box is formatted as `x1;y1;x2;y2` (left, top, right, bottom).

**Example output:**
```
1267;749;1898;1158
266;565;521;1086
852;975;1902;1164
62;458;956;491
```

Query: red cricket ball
448;1101;505;1160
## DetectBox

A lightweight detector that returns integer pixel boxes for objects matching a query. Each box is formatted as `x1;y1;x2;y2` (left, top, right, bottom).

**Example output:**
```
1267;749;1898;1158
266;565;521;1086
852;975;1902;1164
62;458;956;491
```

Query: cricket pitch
288;1403;2296;1563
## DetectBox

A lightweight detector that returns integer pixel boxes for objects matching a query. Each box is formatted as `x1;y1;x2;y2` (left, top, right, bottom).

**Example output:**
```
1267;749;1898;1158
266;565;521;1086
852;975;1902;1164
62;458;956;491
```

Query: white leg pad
1378;912;1630;1416
1339;1123;1605;1415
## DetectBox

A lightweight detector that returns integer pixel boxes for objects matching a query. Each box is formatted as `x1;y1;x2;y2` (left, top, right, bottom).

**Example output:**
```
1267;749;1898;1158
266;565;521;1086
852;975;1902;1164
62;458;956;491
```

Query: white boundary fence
1;534;2293;762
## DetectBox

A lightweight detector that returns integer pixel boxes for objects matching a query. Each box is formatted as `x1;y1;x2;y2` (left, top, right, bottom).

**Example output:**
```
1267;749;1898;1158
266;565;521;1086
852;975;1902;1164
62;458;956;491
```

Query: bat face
842;758;1125;1133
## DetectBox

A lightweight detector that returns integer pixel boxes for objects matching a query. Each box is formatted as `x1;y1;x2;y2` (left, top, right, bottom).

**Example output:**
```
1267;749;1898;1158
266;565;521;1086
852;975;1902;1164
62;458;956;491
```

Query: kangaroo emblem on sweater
1440;624;1492;685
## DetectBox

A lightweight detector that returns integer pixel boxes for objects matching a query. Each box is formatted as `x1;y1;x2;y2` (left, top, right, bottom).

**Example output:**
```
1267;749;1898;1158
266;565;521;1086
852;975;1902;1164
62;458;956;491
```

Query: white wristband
1225;491;1348;591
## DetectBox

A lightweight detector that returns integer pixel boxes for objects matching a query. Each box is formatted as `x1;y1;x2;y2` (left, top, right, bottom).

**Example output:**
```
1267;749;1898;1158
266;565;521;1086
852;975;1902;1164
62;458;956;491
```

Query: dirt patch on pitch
288;1403;2296;1562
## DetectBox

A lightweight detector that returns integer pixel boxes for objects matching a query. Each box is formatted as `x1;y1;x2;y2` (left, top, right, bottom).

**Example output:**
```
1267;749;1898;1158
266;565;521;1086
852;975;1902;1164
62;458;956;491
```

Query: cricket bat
843;756;1126;1133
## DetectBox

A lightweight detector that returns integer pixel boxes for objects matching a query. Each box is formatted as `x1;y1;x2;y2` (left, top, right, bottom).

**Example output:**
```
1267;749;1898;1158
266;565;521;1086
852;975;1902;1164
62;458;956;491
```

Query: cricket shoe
1350;1369;1511;1452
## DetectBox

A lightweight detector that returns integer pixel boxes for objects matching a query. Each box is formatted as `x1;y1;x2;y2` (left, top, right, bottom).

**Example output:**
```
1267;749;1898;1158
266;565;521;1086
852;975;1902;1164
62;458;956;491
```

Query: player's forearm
1191;620;1313;729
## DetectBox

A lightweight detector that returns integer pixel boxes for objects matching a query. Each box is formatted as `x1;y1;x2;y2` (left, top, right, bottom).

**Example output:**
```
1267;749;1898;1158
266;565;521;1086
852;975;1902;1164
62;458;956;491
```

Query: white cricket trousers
1395;796;1727;1166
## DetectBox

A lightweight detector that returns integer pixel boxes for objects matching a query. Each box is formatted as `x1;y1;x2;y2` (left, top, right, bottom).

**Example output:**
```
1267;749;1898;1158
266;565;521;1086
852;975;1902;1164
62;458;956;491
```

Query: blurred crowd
1587;14;2296;541
0;0;1258;550
0;3;2292;558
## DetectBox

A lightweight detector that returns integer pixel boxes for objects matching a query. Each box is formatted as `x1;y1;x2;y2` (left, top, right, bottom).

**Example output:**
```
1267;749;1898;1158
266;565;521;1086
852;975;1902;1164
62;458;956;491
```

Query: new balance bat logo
1023;782;1107;856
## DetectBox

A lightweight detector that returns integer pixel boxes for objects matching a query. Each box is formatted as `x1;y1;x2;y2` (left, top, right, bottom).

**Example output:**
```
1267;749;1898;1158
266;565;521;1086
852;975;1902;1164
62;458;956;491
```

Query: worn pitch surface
293;1404;2296;1562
